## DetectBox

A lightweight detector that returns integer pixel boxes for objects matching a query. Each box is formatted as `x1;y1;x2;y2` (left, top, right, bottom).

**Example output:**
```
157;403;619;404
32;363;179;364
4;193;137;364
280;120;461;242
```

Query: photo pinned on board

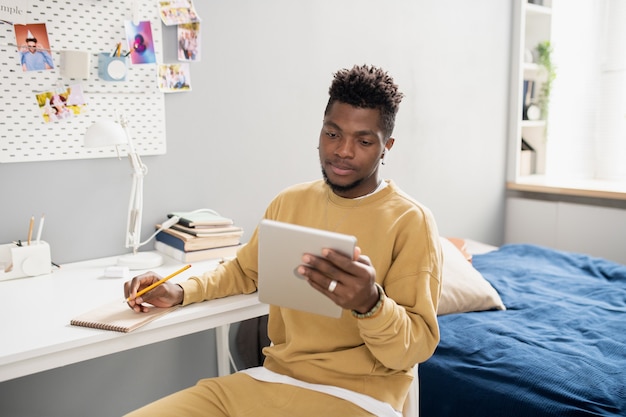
158;0;200;26
124;20;156;65
157;63;191;93
177;22;200;62
14;23;54;72
36;84;87;123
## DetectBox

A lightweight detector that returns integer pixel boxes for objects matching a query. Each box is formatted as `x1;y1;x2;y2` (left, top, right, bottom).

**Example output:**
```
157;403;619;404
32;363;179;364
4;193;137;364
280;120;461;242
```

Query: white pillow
437;237;506;316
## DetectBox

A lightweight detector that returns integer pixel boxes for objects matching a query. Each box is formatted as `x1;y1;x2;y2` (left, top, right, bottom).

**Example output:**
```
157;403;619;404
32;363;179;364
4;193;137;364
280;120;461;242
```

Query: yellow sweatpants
124;372;377;417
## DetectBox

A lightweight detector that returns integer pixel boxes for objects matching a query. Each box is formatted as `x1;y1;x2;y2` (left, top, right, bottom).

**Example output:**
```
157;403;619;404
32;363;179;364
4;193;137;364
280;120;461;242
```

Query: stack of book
155;209;244;262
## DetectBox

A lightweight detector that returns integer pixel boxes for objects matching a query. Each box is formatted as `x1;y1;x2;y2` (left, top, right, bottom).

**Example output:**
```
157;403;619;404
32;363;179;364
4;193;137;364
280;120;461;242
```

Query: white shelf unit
507;0;553;181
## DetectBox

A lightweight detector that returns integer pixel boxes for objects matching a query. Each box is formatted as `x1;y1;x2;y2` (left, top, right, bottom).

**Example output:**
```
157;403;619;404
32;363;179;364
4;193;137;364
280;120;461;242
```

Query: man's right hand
124;271;184;313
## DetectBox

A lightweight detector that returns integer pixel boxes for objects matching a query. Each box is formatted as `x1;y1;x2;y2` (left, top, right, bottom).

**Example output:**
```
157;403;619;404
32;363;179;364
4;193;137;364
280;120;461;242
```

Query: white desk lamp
84;115;178;270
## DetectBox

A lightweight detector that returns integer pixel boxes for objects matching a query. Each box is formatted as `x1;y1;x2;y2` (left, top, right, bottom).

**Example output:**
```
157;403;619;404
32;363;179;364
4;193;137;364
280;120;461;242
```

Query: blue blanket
420;244;626;416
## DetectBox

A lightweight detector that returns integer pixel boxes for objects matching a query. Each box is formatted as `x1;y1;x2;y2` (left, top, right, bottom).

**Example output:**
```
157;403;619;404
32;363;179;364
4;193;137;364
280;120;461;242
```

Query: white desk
0;252;268;382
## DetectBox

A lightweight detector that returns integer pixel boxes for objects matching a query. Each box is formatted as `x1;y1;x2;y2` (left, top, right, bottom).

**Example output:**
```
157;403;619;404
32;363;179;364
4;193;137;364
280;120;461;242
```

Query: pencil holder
0;241;51;281
98;52;128;82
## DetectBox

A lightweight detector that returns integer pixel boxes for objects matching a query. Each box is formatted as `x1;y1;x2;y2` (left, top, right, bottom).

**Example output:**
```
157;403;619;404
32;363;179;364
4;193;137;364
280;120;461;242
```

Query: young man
20;37;54;72
124;64;442;417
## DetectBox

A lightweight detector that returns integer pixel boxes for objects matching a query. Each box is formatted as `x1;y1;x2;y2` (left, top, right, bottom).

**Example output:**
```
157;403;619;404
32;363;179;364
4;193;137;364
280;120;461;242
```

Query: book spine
156;228;242;251
171;224;243;236
155;231;188;251
155;241;240;262
176;218;194;228
154;240;186;262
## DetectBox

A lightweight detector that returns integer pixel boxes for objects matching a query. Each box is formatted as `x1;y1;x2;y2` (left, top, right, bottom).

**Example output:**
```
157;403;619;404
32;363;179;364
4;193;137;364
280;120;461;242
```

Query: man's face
318;101;391;198
27;43;37;53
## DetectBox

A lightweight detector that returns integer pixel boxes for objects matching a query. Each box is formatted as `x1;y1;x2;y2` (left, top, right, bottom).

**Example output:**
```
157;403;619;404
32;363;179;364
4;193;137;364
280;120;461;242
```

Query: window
547;0;626;184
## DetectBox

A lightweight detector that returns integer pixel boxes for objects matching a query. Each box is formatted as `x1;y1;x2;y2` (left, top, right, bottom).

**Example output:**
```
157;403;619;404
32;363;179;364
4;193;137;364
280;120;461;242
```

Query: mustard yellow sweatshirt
179;179;442;411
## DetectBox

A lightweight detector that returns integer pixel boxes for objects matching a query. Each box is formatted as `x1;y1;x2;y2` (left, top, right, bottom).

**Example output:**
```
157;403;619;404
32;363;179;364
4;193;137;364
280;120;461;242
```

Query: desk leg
216;324;231;376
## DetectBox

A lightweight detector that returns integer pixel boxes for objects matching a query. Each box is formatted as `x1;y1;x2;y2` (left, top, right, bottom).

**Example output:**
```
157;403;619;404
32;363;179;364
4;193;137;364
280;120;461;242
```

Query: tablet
258;219;357;318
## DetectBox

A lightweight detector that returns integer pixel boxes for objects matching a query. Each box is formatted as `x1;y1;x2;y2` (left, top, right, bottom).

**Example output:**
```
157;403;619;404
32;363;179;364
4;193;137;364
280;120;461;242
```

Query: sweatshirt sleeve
356;211;443;370
179;228;260;305
177;190;288;305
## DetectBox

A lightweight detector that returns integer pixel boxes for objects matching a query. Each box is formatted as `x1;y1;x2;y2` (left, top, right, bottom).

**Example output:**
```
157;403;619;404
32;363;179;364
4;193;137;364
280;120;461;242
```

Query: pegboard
0;0;166;163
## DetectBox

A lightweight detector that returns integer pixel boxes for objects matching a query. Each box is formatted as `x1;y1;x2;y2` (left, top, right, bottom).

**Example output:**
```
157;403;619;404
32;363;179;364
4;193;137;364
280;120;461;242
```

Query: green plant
536;40;556;120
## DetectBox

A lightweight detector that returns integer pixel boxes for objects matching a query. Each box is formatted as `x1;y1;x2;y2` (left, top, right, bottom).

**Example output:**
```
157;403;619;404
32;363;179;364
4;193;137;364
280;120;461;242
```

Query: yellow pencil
27;216;34;245
125;264;191;303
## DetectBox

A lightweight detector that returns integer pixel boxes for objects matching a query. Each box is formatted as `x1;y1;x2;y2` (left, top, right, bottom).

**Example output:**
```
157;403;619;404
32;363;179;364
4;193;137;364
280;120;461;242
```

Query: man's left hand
297;246;379;314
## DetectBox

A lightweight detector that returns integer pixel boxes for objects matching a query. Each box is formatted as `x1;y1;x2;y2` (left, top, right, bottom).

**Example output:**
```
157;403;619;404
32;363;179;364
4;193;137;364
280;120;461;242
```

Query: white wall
505;196;626;264
0;1;512;416
0;0;510;265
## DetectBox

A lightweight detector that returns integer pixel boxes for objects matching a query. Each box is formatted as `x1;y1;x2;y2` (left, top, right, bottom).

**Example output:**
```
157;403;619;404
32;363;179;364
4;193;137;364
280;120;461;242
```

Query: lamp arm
120;120;147;177
126;170;143;254
118;117;148;254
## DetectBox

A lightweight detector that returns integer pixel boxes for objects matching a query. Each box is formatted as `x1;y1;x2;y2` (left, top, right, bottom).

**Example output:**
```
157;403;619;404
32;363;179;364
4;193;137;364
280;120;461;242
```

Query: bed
420;241;626;416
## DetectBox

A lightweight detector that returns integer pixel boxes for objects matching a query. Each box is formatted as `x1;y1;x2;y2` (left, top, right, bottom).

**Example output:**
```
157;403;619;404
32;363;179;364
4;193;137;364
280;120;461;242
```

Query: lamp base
117;251;163;270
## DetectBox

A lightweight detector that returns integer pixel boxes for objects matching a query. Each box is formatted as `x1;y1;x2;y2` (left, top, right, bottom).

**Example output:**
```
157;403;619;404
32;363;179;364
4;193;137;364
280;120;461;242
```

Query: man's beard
321;166;363;195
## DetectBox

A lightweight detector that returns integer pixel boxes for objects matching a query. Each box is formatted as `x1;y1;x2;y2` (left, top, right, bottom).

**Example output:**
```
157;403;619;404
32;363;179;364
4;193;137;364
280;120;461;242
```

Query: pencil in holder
0;241;52;281
98;52;129;82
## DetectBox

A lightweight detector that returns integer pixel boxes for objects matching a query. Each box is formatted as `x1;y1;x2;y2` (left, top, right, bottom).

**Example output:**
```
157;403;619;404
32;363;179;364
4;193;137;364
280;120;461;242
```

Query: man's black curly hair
325;64;404;139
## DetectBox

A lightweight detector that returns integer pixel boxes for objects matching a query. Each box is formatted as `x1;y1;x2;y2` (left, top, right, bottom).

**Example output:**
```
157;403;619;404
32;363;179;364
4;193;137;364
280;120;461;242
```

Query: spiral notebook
70;301;179;333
